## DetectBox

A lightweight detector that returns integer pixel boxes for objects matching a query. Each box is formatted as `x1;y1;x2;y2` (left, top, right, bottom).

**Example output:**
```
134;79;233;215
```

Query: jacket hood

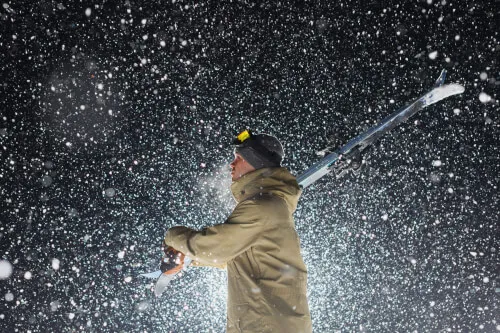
230;167;302;212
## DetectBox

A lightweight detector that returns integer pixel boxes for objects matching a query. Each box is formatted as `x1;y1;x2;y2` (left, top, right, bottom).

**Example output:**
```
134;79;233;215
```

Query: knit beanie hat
233;130;284;169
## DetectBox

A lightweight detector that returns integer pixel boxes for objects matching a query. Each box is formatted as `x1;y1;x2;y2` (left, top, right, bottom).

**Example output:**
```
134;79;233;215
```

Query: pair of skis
297;69;464;187
142;69;465;296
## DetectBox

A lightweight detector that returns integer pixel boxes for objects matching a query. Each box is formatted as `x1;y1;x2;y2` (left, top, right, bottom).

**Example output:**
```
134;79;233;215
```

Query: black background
1;0;498;332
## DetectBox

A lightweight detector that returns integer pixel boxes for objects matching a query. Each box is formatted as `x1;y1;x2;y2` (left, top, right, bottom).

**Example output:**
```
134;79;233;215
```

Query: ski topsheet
296;69;465;188
140;69;465;296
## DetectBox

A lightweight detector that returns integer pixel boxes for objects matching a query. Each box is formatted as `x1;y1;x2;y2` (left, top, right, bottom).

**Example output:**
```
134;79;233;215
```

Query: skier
162;129;312;332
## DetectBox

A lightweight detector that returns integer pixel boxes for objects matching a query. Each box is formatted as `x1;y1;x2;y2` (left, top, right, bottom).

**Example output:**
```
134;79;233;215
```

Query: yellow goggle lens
236;130;251;143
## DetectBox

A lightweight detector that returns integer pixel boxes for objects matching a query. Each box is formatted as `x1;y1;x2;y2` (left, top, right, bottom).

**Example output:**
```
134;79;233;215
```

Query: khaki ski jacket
165;167;312;333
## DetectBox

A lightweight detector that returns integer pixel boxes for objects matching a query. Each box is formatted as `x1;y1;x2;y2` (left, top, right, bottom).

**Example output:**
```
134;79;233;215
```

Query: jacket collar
230;167;301;212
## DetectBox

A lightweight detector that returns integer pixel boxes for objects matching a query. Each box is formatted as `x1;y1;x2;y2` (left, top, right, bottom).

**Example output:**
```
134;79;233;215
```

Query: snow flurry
1;1;498;332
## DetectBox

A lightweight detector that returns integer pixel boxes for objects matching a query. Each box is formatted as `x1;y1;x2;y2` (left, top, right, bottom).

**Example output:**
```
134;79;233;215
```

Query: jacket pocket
228;259;244;278
247;247;262;278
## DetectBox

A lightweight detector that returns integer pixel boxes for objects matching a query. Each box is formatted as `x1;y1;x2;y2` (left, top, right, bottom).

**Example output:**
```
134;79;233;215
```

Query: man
162;130;312;333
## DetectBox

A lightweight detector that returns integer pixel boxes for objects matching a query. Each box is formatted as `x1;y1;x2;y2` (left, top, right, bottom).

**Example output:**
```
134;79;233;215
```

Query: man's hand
160;242;185;275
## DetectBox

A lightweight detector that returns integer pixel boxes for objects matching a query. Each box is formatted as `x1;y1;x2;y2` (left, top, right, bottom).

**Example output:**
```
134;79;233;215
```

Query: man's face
230;153;256;181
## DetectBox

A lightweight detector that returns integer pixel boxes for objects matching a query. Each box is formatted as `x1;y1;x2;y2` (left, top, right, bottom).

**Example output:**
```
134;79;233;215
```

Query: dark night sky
0;1;498;332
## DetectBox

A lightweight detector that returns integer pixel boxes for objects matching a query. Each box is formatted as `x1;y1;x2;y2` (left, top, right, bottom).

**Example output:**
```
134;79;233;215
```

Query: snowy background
1;1;498;332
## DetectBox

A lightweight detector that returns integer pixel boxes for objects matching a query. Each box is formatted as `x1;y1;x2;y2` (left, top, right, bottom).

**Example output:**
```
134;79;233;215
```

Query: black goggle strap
246;145;282;166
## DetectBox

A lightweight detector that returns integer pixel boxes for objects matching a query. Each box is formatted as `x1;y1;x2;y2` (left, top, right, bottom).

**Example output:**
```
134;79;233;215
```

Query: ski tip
434;69;447;88
139;270;163;279
424;83;465;106
454;83;465;94
444;83;465;95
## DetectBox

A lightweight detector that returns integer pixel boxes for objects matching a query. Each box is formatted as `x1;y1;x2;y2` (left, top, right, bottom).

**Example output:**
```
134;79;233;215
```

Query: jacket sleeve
164;200;266;267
